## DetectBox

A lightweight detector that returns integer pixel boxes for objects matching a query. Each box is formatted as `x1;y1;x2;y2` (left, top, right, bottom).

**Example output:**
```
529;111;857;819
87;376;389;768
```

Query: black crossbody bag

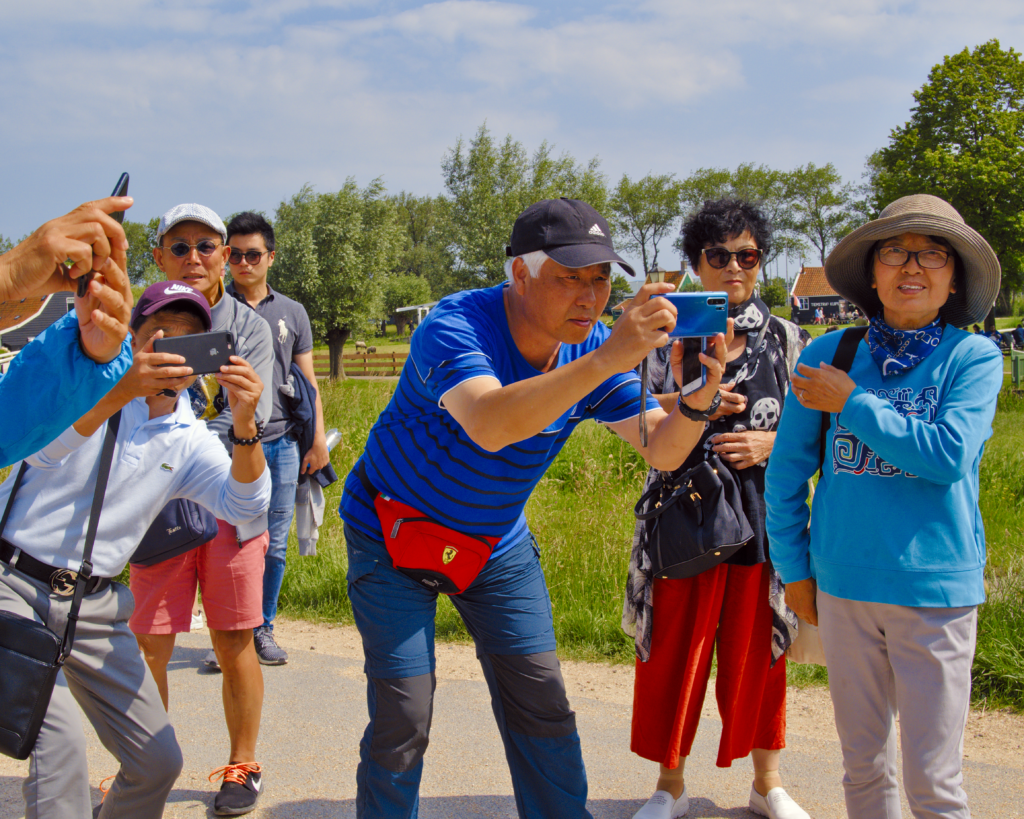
0;411;120;760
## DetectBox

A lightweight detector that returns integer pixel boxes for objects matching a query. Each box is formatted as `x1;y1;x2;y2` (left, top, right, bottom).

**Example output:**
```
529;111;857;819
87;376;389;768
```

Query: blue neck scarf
867;315;944;380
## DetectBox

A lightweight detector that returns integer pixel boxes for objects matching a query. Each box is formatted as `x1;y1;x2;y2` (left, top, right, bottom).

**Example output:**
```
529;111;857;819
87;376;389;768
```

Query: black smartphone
78;172;130;297
153;332;235;375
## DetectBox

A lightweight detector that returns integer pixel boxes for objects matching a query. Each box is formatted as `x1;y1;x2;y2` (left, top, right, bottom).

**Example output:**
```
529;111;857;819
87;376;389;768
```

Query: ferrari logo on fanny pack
442;546;457;565
50;569;78;596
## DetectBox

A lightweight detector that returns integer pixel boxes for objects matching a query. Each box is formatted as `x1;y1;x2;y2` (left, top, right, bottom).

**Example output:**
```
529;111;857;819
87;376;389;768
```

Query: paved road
1;624;1021;818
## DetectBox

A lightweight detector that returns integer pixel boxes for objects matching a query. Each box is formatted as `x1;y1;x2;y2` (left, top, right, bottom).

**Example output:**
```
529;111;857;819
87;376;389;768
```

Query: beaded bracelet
228;419;265;446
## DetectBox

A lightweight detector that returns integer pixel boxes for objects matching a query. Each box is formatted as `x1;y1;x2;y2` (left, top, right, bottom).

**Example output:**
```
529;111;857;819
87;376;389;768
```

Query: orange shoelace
98;773;116;802
208;761;262;786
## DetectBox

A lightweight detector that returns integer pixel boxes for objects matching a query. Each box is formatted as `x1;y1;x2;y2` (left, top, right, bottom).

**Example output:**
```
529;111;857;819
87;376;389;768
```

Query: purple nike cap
131;281;213;331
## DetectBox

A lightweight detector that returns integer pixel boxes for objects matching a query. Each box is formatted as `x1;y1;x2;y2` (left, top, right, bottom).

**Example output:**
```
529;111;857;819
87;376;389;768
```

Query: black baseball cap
506;198;636;276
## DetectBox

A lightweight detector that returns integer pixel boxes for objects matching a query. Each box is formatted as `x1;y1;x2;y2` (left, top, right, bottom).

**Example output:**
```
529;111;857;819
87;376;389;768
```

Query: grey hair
504;249;549;281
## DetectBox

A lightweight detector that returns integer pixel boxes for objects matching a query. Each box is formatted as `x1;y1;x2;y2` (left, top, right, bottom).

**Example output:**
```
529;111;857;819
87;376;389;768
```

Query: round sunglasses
702;247;763;270
228;249;270;265
167;240;222;258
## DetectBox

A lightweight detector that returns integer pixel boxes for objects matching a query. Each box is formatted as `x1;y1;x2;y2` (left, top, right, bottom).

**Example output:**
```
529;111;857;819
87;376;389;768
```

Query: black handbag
635;453;754;579
0;411;120;759
130;498;219;567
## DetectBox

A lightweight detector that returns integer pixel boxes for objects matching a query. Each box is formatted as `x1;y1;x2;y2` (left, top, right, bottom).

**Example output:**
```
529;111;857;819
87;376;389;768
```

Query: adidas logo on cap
588;224;605;237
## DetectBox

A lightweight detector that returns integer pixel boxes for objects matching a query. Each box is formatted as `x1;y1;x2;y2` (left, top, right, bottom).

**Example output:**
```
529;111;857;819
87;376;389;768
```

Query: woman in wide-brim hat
764;194;1002;819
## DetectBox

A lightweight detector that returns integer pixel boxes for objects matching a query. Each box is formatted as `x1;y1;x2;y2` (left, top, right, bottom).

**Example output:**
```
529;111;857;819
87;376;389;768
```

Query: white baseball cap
156;203;227;244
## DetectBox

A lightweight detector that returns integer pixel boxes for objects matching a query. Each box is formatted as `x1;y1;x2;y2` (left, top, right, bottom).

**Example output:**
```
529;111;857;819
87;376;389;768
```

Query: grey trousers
0;564;183;819
817;590;976;819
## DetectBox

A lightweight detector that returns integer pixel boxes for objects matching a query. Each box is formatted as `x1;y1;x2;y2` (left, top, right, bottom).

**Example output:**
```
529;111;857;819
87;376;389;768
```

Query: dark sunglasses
168;240;221;258
228;248;270;265
702;247;763;270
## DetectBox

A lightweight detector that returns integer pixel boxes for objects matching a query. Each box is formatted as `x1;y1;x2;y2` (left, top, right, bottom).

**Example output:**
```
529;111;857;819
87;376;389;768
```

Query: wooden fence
313;351;408;378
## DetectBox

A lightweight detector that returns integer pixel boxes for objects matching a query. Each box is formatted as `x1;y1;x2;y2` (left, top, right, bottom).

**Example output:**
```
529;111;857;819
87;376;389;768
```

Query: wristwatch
676;391;721;422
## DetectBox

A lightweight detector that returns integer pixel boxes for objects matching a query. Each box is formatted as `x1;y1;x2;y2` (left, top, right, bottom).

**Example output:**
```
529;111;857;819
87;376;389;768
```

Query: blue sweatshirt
765;325;1002;608
0;312;132;467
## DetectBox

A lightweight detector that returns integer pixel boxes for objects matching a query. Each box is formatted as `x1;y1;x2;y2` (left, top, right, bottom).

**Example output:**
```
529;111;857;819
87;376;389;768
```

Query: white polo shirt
0;395;271;578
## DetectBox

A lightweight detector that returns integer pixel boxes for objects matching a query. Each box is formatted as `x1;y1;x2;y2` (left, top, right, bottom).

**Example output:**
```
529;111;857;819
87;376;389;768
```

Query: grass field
276;376;1024;709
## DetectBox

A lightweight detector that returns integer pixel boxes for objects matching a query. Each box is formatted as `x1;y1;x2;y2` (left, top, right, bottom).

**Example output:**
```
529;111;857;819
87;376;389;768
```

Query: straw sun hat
824;194;1001;327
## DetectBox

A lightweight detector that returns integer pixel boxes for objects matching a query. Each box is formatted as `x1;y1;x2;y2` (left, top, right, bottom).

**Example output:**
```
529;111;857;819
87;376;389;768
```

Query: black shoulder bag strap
0;411;122;663
60;410;121;661
818;327;867;477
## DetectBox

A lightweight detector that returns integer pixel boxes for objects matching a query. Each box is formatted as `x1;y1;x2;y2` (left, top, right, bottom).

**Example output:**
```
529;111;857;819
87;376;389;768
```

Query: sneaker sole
256;654;288;666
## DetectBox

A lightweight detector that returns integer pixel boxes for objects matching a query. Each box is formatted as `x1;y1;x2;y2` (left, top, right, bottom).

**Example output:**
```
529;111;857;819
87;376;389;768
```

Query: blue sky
2;1;1022;276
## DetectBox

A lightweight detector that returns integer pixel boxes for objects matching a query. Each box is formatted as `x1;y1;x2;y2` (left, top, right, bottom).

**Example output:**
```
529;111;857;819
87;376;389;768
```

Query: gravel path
1;618;1021;818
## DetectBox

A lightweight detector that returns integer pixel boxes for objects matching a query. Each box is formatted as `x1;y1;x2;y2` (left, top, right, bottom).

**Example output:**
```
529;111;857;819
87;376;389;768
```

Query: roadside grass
277;378;1024;709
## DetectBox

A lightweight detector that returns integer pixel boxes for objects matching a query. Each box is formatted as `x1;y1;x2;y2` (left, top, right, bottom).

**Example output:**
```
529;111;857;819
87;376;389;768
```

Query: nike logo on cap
164;283;196;295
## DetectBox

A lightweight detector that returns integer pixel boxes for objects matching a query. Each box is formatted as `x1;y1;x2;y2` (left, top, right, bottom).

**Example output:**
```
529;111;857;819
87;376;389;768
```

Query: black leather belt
0;537;111;597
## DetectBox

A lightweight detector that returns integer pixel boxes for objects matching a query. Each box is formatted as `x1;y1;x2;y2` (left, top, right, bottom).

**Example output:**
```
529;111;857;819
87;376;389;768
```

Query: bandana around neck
729;294;770;334
867;315;944;380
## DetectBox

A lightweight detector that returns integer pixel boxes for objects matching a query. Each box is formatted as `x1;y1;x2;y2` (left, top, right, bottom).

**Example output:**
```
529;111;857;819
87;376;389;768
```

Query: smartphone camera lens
708;297;726;306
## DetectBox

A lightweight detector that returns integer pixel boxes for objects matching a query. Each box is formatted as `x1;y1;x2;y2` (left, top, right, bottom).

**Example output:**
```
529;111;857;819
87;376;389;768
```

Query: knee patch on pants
369;672;435;772
487;651;577;738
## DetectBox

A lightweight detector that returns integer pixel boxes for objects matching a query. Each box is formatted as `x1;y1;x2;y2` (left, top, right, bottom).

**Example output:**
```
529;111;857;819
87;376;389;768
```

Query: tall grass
278;377;1024;709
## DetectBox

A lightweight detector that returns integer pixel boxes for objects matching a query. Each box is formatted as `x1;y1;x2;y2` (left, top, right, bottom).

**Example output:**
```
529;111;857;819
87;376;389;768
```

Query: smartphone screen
679;337;705;396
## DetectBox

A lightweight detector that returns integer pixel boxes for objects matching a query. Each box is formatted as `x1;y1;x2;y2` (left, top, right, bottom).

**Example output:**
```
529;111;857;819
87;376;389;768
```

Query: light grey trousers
0;564;182;819
817;590;976;819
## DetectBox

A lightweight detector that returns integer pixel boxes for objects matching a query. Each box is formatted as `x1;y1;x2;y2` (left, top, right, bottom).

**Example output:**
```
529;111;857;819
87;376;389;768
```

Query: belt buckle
50;569;78;596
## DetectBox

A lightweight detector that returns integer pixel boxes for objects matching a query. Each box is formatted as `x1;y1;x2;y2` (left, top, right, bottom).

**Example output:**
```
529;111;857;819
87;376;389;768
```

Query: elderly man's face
516;257;612;345
153;221;228;307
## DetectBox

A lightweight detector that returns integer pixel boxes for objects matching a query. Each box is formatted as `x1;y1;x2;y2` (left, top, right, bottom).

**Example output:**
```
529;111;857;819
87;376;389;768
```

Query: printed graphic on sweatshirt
832;386;938;477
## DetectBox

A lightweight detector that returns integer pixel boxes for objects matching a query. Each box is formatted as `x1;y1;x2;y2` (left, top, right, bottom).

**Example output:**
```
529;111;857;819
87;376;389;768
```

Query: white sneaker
633;787;689;819
748;784;811;819
190;611;204;631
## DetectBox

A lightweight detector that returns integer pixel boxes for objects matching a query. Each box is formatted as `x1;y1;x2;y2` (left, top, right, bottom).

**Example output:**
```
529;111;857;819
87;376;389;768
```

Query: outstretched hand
0;196;134;302
670;318;734;414
113;331;193;401
73;253;135;364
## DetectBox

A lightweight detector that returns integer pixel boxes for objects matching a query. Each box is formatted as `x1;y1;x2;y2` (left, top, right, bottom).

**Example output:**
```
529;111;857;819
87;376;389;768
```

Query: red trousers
631;561;786;768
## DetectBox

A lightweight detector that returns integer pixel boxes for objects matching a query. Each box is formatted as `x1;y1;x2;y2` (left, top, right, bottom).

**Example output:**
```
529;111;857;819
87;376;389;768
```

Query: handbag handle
0;411;121;662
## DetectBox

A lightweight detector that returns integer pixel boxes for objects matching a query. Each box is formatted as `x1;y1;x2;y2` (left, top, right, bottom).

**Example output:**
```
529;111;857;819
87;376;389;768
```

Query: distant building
789;266;853;324
0;292;74;351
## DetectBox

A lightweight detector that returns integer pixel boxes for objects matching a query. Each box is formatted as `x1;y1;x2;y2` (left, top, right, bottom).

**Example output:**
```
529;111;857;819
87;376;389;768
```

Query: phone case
153;332;235;375
664;292;729;337
679;337;707;396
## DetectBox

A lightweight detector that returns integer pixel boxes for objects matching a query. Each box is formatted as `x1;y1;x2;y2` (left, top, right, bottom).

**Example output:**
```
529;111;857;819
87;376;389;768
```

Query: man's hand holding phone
113;331;194;401
598;281;677;373
670;319;734;416
216;356;264;438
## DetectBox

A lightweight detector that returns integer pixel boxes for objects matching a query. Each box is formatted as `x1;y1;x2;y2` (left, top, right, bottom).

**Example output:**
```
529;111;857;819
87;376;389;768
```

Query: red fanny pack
360;465;499;595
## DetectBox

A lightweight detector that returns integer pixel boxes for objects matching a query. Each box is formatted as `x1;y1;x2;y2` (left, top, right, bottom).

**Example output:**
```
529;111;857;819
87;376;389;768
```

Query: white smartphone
679;337;706;396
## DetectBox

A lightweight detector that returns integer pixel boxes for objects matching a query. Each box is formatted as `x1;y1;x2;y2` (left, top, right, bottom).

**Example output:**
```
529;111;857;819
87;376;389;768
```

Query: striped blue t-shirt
339;283;657;557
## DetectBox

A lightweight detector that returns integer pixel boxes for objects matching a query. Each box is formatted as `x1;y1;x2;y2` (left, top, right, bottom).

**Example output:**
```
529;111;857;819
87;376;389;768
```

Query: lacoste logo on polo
161;463;174;472
164;283;195;295
588;224;605;236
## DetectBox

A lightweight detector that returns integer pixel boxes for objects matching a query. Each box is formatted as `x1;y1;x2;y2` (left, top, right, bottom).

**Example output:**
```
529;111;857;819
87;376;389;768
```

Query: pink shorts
128;520;269;634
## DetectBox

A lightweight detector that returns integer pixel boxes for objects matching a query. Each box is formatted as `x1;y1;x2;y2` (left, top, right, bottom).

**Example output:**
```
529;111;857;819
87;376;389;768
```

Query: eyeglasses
702;247;763;270
167;240;221;258
228;248;270;265
876;246;952;269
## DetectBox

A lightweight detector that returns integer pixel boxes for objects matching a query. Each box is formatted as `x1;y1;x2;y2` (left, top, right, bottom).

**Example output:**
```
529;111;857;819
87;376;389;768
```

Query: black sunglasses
702;247;763;270
168;240;221;258
229;248;270;265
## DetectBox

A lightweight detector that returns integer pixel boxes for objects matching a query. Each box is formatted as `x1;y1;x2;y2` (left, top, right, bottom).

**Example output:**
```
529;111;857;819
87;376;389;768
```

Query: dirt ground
283;619;1024;772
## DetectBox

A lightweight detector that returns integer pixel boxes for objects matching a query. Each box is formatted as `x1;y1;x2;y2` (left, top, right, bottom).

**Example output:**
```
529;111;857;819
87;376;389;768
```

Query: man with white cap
128;204;274;816
339;198;733;818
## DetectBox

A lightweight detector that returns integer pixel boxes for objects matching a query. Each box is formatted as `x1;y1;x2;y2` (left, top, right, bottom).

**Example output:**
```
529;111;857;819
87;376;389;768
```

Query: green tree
122;218;162;286
390;192;453;297
607;273;633;312
759;276;789;309
0;234;13;254
273;179;404;379
789;162;862;265
608;173;682;275
383;273;433;335
873;40;1024;305
441;122;608;290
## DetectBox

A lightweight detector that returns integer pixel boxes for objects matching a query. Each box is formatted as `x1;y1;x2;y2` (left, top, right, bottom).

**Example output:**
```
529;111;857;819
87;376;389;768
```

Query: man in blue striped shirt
340;198;728;819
